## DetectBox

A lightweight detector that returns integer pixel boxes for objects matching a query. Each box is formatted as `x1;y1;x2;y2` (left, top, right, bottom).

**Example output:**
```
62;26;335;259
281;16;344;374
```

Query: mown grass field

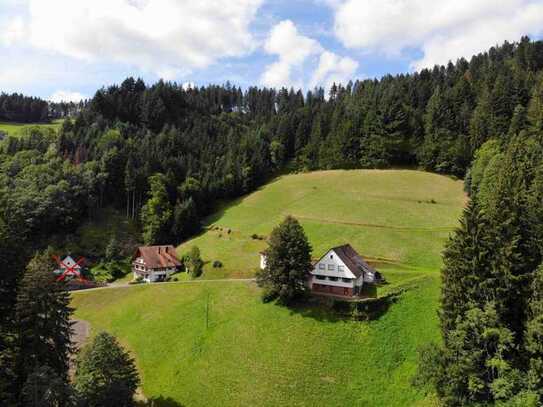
0;119;63;136
71;170;464;406
179;170;464;281
72;278;441;406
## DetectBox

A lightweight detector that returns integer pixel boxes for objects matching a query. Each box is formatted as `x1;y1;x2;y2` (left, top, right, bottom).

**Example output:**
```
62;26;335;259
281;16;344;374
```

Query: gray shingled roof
330;244;376;279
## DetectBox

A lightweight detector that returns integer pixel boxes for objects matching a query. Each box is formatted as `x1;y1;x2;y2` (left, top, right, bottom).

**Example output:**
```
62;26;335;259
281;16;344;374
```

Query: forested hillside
2;36;543;405
3;36;543;305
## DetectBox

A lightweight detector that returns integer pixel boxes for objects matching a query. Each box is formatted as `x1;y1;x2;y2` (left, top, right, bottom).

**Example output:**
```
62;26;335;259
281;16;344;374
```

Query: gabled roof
60;256;82;269
134;245;181;269
330;244;376;278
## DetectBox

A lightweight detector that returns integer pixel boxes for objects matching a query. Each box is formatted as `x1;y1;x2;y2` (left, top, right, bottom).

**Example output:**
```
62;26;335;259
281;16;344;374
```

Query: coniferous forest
2;36;543;405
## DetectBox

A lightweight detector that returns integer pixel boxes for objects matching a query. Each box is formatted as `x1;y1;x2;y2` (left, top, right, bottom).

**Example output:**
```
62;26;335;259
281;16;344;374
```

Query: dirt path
71;318;91;350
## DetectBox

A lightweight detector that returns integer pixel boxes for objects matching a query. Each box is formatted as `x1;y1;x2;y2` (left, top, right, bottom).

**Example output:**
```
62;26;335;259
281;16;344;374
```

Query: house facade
132;245;181;283
308;244;379;297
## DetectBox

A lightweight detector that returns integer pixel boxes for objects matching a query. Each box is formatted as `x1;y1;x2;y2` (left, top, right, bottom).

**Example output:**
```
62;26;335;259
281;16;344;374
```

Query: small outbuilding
132;245;181;283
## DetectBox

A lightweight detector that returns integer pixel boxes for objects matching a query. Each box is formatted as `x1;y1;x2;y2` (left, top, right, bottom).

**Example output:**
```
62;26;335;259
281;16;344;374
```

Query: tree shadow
136;396;185;407
283;291;398;323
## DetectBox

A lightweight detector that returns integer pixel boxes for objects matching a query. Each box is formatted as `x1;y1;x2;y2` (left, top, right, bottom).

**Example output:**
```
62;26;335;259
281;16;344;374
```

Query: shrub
213;260;223;268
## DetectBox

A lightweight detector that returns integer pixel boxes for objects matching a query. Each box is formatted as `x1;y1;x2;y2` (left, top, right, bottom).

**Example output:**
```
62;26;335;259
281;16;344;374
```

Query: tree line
415;74;543;404
0;93;86;124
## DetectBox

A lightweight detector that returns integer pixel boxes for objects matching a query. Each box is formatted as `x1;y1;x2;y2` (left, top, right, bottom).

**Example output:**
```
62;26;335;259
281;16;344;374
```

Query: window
338;265;345;272
318;263;325;270
327;264;335;271
316;275;326;280
330;254;334;259
329;277;338;281
342;278;351;283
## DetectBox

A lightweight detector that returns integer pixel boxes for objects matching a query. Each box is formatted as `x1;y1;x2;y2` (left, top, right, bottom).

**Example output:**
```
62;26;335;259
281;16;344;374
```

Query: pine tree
21;365;75;407
439;201;497;336
74;332;139;407
438;304;517;405
14;252;74;396
256;216;312;303
525;264;543;401
527;73;543;133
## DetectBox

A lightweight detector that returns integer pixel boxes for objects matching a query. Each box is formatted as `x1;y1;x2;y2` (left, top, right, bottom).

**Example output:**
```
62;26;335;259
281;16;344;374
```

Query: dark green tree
141;173;173;245
526;264;543;401
74;332;139;407
256;216;312;303
14;252;74;396
21;365;75;407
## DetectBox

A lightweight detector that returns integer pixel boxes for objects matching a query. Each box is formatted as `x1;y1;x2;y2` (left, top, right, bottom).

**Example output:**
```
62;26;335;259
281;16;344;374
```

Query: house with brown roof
308;244;380;297
132;245;181;283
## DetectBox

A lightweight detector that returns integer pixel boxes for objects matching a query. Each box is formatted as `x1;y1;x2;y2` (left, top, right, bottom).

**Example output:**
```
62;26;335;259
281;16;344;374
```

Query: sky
1;0;543;102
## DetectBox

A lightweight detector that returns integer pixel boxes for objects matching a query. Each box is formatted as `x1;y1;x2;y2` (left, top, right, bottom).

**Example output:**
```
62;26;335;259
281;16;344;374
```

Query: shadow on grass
136;396;185;407
283;289;397;322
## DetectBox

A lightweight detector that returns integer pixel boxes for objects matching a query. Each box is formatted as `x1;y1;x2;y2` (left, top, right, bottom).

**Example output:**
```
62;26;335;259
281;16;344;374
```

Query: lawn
71;169;464;406
179;170;465;280
0;119;63;136
72;277;441;406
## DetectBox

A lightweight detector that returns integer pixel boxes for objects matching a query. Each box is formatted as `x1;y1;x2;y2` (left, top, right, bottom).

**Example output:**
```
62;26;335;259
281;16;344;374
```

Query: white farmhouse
308;244;379;297
132;245;181;283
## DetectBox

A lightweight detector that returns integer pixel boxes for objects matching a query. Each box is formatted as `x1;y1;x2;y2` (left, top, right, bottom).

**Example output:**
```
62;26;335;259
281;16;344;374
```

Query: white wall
310;249;363;288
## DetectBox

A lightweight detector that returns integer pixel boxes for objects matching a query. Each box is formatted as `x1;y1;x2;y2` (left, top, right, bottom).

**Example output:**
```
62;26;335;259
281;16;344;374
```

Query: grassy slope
0;119;63;136
72;170;464;406
179;170;464;280
72;278;440;406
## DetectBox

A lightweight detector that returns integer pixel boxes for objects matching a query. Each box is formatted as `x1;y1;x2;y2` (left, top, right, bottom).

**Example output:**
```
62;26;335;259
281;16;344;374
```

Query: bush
213;260;223;268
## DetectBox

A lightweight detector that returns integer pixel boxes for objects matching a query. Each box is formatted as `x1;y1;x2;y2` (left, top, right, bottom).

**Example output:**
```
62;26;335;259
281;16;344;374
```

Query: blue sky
1;0;543;102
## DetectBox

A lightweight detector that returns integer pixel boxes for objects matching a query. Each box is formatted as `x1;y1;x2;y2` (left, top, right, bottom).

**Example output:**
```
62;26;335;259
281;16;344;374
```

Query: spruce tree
74;332;139;407
256;216;312;303
21;365;75;407
14;251;74;396
525;264;543;401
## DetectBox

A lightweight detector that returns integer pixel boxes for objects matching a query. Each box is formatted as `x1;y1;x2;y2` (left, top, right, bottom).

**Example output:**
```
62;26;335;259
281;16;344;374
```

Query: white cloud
1;17;26;46
329;0;543;70
2;0;263;78
261;20;322;88
261;20;357;90
49;90;87;103
310;51;358;90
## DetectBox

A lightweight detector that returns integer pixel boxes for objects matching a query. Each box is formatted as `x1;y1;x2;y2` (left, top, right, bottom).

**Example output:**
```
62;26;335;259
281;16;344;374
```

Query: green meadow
0;119;63;136
71;169;464;406
179;170;465;280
